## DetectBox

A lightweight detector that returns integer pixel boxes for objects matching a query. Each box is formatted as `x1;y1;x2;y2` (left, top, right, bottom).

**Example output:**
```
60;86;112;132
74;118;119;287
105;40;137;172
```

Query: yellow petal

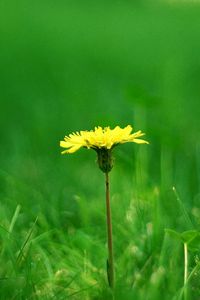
67;145;82;153
60;141;72;148
61;149;70;154
133;138;149;144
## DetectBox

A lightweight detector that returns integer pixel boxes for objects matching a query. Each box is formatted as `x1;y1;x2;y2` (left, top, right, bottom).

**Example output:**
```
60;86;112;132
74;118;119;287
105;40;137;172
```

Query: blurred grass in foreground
0;0;200;299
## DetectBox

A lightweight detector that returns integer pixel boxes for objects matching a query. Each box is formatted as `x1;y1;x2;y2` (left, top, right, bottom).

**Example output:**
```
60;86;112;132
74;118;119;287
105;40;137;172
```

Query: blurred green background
1;0;200;299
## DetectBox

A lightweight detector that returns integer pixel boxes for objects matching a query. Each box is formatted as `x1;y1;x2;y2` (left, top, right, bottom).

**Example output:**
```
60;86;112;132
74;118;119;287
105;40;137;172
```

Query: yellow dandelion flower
60;125;148;173
60;125;148;154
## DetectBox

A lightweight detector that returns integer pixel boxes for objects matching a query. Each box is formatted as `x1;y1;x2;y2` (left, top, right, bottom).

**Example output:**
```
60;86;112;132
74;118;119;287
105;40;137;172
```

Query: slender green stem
184;243;188;300
105;172;114;288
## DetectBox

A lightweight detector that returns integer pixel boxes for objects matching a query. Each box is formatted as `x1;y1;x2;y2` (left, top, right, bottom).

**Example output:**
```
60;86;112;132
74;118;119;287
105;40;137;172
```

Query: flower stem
105;172;114;289
184;242;188;300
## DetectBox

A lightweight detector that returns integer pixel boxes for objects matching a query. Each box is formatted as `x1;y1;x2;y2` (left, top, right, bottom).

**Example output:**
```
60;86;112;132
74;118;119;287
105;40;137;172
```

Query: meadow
0;1;200;299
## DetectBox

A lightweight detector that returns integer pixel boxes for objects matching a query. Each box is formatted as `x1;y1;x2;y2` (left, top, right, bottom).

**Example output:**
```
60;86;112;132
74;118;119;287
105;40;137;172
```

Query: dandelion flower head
60;125;148;154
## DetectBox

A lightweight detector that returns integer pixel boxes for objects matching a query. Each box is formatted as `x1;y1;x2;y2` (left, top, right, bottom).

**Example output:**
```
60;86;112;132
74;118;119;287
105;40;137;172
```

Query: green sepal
96;148;113;173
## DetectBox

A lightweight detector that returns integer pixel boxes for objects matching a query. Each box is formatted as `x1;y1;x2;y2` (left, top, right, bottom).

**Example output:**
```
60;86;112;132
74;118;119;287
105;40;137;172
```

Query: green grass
1;160;200;299
1;0;200;299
